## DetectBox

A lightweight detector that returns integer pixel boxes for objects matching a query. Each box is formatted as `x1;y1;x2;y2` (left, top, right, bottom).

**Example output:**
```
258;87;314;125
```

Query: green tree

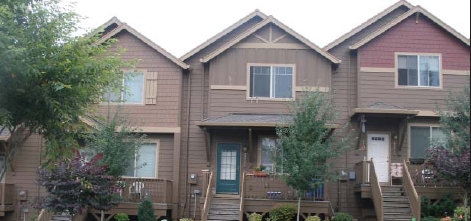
0;0;126;161
276;91;354;221
428;84;470;221
85;107;147;177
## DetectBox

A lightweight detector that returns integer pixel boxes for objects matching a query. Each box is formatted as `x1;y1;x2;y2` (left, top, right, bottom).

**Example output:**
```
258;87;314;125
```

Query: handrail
403;159;421;221
201;172;214;221
239;172;246;221
370;159;383;221
355;160;371;185
36;209;52;221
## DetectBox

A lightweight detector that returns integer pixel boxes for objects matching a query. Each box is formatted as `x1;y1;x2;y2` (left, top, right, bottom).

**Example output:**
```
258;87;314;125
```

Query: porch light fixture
360;115;367;133
243;144;248;153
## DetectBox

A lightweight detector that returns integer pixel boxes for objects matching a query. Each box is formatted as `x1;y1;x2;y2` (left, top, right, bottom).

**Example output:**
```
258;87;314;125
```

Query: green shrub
268;204;297;221
138;199;156;221
421;194;457;218
114;213;129;221
454;206;470;220
332;212;353;221
248;213;263;221
305;216;321;221
421;216;439;221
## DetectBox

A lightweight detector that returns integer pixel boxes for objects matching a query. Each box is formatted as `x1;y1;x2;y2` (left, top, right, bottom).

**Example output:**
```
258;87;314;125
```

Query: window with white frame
410;126;446;159
249;65;294;99
103;72;144;103
125;143;158;178
259;137;282;173
398;55;441;87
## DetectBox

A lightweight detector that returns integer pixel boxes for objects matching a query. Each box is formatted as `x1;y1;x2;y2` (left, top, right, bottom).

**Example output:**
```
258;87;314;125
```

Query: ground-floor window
125;143;159;178
258;136;282;173
410;125;446;160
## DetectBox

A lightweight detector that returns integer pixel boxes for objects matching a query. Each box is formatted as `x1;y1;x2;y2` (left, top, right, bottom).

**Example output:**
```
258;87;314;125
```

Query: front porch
90;177;174;220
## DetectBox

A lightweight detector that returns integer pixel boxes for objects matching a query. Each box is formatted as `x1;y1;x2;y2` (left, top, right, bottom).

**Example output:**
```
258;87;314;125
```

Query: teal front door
216;143;241;194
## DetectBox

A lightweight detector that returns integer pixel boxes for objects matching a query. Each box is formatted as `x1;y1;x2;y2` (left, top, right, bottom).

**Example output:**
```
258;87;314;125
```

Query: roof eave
195;121;340;129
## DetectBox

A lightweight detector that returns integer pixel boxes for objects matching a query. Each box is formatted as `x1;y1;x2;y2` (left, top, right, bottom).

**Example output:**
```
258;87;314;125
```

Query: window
125;143;158;178
410;126;446;159
259;137;282;173
398;55;440;87
103;72;144;103
249;65;294;99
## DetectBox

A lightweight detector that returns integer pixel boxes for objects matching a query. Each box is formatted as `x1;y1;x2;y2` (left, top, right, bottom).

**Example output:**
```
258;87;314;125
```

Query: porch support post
398;117;410;152
203;128;211;163
248;128;253;163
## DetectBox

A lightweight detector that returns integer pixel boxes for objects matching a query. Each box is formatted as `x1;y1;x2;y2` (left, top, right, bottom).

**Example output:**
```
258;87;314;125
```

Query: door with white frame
367;133;390;184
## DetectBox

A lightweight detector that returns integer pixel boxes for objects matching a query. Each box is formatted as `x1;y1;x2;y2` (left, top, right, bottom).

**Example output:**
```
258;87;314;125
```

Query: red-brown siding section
359;15;470;70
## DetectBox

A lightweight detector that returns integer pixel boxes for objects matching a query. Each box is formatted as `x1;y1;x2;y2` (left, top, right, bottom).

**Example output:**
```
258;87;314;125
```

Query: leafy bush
421;217;439;221
454;206;470;220
421;194;457;218
268;204;297;221
305;216;321;221
332;212;353;221
138;199;156;221
248;213;263;221
114;213;129;221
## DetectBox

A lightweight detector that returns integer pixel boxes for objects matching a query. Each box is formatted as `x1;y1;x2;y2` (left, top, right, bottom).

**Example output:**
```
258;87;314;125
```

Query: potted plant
254;165;268;177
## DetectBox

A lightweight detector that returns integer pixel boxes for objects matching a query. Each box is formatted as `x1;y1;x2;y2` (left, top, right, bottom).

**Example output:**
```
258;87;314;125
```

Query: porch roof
195;113;339;128
351;102;419;117
0;126;11;141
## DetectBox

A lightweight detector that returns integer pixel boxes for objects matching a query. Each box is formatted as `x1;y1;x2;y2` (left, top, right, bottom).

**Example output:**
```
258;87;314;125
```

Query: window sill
246;97;295;102
395;86;443;90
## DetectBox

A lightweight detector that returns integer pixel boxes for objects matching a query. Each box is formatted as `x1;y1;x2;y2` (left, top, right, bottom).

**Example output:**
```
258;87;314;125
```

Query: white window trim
246;63;296;101
100;69;147;105
122;140;160;179
407;123;443;159
395;52;443;90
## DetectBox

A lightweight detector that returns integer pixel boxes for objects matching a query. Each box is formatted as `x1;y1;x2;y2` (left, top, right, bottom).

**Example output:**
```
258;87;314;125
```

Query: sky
65;0;471;58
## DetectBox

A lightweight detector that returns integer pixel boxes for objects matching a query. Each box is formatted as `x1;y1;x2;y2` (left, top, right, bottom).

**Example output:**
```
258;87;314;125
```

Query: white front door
367;133;390;183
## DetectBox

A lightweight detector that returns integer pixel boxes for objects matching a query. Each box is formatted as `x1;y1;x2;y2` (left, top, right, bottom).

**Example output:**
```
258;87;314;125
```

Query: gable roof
95;18;189;69
350;6;471;50
200;16;341;64
180;10;268;61
323;0;413;51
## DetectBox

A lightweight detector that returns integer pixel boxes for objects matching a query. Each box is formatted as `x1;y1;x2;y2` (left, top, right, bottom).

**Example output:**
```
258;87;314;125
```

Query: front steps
382;186;413;221
207;196;240;221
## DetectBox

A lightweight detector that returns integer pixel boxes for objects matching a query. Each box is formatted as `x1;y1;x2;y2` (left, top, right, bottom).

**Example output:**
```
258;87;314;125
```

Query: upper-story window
249;64;294;99
103;72;144;104
397;54;441;87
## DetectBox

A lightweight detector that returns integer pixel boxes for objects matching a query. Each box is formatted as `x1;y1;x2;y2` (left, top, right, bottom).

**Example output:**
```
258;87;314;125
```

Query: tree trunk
297;196;301;221
465;193;468;221
101;210;104;221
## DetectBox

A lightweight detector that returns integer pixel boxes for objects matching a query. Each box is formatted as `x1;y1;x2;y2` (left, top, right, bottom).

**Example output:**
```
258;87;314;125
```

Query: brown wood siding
98;30;183;128
358;70;469;109
359;15;471;70
179;17;265;218
5;134;46;221
326;6;411;217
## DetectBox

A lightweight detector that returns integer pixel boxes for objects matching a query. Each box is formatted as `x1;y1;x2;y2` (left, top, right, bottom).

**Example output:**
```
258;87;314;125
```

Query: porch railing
244;174;327;201
370;160;383;221
116;178;172;203
407;162;457;187
0;183;14;205
403;159;421;221
354;160;371;185
201;170;214;221
239;171;246;221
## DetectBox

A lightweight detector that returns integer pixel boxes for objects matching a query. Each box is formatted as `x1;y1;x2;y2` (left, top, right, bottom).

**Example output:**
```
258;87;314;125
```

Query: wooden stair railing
239;172;246;221
370;159;384;221
36;209;52;221
201;171;214;221
403;159;421;221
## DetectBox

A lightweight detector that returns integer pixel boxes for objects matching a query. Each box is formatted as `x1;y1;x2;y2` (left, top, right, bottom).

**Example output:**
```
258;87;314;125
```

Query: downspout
183;71;192;218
